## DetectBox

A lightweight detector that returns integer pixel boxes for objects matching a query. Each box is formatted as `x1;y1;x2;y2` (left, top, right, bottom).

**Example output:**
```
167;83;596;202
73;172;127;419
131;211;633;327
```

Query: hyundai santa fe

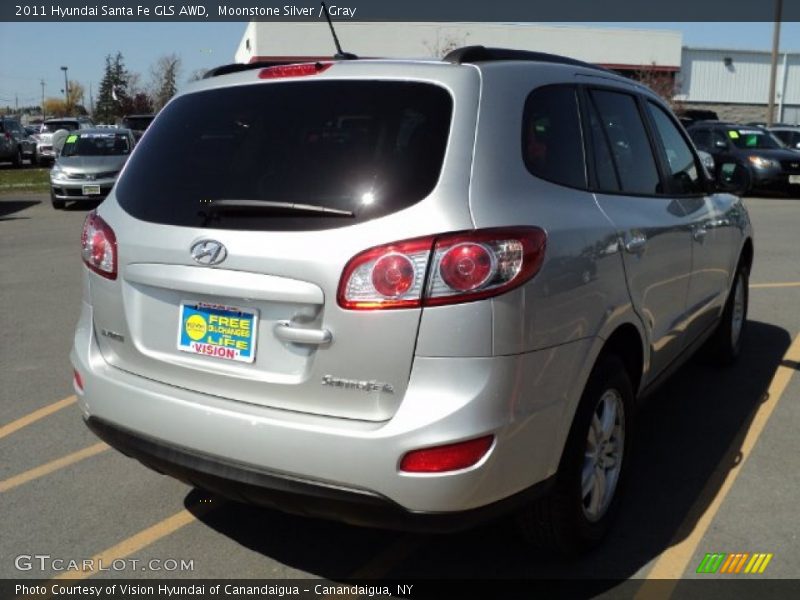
72;46;753;554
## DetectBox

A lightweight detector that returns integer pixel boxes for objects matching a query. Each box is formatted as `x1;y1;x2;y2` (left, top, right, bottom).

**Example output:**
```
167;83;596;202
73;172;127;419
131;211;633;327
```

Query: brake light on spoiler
258;62;333;79
338;227;547;310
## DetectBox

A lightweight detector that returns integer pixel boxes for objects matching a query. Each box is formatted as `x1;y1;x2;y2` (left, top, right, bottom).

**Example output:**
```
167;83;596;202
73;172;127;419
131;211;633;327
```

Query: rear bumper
71;298;593;523
85;415;553;532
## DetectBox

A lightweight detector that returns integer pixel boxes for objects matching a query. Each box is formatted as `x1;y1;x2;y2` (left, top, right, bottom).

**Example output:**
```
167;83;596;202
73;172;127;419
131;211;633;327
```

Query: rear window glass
116;81;453;231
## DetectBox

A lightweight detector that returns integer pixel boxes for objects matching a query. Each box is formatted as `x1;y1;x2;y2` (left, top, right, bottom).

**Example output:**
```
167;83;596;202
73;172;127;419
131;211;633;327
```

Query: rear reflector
399;436;494;473
73;369;84;393
258;62;332;79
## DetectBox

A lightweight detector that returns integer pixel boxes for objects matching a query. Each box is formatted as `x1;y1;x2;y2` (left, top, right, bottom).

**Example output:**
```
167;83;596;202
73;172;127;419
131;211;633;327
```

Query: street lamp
60;66;69;114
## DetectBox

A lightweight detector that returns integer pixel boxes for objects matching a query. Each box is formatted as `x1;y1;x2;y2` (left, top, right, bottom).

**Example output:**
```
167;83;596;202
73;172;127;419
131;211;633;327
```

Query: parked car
0;116;37;166
688;121;800;195
768;125;800;151
121;114;155;141
72;47;753;554
50;128;135;209
678;108;719;130
36;117;94;165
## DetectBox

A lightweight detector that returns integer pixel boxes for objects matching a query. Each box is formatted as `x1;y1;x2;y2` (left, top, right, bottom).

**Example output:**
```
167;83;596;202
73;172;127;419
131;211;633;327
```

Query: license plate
177;302;258;363
790;175;800;185
82;184;101;195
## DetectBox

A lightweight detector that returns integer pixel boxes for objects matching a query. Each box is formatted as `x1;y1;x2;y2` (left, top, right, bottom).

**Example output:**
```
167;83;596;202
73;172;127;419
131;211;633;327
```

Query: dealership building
236;22;799;124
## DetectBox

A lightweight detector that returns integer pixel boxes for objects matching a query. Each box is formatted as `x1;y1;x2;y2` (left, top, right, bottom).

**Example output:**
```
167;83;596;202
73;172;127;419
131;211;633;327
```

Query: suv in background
72;47;753;554
688;121;800;195
121;114;155;141
0;116;36;167
35;117;94;165
768;125;800;151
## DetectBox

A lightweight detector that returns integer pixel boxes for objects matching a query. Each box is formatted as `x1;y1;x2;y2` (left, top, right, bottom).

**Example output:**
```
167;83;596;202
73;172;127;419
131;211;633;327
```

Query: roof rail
443;45;613;74
203;60;321;79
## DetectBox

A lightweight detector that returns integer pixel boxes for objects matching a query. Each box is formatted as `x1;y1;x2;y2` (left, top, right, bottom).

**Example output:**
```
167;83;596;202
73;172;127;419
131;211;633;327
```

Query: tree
187;68;207;83
151;54;181;111
43;98;68;117
67;80;84;113
95;52;131;123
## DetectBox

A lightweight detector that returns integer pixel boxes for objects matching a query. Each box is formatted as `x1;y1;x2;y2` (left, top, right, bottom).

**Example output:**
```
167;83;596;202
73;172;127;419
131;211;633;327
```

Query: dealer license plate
177;302;258;363
789;175;800;185
82;184;101;195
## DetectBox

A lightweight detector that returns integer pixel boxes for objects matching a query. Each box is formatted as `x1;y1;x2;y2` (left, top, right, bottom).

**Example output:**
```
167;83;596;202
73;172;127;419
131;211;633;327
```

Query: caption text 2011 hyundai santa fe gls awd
71;47;753;555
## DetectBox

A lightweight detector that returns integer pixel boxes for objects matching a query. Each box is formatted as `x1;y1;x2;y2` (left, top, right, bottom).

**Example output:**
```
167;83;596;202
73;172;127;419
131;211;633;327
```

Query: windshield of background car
727;129;781;150
41;121;79;133
61;132;132;157
115;80;453;231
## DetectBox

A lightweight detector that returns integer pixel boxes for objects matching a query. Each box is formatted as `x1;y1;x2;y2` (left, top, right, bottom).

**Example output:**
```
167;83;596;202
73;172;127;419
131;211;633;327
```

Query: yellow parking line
750;282;800;289
52;501;220;580
0;395;76;440
0;442;108;493
635;332;800;598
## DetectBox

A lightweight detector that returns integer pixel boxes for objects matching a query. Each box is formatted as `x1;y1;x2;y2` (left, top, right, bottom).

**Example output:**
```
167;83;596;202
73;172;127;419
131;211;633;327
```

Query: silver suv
71;47;753;554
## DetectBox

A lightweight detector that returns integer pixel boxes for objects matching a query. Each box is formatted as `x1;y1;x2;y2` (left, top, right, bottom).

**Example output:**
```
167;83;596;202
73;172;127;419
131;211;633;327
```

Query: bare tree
151;53;182;111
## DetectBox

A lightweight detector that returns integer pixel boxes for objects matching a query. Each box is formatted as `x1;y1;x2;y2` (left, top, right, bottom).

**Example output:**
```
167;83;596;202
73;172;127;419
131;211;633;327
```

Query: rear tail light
81;211;117;280
338;227;546;310
400;436;494;473
259;62;332;79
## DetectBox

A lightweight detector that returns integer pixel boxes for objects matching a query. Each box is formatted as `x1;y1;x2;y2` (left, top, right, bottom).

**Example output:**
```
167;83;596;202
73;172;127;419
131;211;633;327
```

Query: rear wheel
704;263;749;365
12;147;22;167
517;354;634;555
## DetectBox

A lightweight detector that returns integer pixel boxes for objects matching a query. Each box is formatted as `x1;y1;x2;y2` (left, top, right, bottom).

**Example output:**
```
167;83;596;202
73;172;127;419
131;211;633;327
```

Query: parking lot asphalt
1;192;799;594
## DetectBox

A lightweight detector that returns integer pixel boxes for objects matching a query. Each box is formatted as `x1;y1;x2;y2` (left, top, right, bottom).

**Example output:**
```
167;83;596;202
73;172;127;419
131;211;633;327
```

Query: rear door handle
274;321;332;345
693;227;708;242
624;234;647;255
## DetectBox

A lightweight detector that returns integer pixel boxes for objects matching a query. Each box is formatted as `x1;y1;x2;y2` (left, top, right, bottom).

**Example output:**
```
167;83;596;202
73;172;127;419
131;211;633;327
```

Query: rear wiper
199;199;354;225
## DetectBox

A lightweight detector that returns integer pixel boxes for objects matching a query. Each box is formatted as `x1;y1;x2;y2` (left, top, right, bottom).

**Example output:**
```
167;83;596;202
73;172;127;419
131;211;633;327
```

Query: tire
12;147;22;168
51;190;65;210
517;354;634;555
703;264;749;365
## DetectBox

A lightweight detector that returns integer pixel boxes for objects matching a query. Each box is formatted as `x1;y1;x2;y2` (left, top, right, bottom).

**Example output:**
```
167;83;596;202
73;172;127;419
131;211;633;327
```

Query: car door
643;100;736;342
582;87;695;383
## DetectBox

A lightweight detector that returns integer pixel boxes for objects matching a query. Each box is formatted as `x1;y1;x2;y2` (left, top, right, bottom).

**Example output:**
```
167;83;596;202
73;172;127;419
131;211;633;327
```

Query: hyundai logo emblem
190;240;227;266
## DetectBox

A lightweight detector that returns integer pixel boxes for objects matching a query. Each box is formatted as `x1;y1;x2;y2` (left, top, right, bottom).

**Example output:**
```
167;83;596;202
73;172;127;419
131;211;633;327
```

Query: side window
711;130;729;149
589;90;661;195
646;101;704;195
690;128;711;150
586;100;621;192
522;85;587;189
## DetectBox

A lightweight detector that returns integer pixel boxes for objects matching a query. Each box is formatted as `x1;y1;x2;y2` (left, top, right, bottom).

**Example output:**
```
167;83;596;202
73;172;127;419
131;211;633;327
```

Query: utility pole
40;79;45;120
767;0;783;126
60;65;69;114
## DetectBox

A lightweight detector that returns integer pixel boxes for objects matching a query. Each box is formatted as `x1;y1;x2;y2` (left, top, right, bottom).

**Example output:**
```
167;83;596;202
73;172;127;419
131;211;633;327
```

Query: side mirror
714;139;728;149
715;161;751;196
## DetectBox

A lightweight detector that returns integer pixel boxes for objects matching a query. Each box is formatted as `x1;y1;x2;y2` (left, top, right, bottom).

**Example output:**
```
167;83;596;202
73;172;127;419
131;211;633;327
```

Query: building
235;21;682;81
677;47;800;124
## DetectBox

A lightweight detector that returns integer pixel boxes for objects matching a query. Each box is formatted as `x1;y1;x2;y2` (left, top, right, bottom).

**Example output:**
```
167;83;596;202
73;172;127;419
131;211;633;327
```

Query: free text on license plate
178;302;258;363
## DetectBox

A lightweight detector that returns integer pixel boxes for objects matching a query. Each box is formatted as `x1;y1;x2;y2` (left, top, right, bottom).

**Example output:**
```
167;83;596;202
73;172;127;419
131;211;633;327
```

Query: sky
1;21;798;112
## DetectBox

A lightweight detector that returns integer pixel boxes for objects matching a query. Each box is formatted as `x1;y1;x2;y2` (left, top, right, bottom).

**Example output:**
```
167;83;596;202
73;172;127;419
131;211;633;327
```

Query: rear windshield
62;132;132;157
41;121;79;133
116;81;453;231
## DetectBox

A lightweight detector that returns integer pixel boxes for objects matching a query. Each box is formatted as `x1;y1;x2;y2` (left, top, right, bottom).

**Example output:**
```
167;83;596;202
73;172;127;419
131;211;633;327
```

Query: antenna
320;2;357;60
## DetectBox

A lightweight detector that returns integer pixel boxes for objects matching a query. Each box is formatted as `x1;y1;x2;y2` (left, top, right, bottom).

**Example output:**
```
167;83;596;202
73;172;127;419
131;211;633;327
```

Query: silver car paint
72;58;753;514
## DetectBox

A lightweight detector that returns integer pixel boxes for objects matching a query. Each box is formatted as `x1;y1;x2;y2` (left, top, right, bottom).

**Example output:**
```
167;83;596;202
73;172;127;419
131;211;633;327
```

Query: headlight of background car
747;156;780;169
